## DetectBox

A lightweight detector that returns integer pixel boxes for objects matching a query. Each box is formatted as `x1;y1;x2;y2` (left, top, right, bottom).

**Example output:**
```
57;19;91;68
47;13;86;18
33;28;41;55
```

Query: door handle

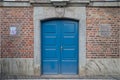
61;46;63;51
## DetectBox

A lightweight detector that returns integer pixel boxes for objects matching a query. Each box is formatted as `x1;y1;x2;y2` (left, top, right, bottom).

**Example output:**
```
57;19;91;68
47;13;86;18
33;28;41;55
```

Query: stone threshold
40;75;80;79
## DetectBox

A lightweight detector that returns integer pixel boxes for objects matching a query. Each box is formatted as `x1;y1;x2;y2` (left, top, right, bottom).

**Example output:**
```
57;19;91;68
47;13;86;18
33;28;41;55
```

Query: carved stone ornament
55;7;65;18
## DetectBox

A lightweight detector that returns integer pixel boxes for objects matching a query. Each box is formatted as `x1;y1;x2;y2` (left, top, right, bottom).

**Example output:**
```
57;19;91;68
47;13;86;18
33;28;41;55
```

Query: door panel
42;61;59;74
43;47;58;59
63;24;75;33
61;21;78;74
63;36;75;45
43;24;57;33
41;20;78;75
61;61;78;74
42;21;60;74
62;47;76;59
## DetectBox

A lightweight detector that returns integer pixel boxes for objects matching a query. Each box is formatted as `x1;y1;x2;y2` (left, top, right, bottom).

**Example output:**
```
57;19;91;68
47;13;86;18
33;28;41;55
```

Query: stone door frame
33;7;87;76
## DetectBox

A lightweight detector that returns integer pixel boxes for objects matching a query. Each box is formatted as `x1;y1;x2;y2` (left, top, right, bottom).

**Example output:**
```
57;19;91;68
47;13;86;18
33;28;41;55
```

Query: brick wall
1;7;119;59
0;8;1;58
86;7;120;58
1;7;34;58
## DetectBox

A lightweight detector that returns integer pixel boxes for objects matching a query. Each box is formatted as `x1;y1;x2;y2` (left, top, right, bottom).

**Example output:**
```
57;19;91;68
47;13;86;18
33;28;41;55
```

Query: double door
41;20;78;74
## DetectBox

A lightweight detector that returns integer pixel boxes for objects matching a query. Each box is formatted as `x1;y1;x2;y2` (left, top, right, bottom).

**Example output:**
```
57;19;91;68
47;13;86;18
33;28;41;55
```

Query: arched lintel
40;17;79;22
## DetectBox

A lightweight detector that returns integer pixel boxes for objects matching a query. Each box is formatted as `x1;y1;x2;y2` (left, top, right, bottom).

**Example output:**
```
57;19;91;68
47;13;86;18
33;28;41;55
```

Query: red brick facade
0;7;120;59
86;7;120;58
1;7;34;58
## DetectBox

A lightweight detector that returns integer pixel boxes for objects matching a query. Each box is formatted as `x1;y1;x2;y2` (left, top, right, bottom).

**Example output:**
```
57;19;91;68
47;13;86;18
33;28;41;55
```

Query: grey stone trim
0;1;120;7
30;0;120;7
30;0;90;4
91;0;119;1
30;0;51;3
30;0;90;7
86;59;120;75
1;58;34;75
33;7;87;76
89;1;120;6
0;1;30;7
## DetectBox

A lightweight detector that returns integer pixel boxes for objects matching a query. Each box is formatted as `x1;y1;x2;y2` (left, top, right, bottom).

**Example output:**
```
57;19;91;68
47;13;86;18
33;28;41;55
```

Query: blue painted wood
41;20;78;74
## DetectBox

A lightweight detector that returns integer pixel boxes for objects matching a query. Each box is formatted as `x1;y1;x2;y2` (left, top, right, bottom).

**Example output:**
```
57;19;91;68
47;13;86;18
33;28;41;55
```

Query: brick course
1;7;34;58
86;7;120;58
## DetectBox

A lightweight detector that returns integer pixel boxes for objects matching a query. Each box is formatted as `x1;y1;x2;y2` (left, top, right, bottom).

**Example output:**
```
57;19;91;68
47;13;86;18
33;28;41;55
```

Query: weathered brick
86;7;120;58
0;7;119;59
1;7;34;58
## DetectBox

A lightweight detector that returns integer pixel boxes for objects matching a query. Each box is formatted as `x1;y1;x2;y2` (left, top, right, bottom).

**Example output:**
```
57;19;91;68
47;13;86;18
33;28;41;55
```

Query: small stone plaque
99;24;111;37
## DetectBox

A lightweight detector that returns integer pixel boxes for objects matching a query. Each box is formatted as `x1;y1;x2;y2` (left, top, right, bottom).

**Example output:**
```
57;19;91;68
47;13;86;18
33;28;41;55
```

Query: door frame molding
41;19;79;74
33;7;87;76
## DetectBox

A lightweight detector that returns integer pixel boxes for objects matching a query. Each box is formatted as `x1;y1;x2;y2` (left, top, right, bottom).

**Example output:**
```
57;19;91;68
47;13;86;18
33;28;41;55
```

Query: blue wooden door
41;20;78;75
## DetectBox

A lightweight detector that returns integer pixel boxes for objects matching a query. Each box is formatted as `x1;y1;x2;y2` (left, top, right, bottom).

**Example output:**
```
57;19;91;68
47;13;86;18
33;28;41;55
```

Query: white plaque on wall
10;26;17;35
